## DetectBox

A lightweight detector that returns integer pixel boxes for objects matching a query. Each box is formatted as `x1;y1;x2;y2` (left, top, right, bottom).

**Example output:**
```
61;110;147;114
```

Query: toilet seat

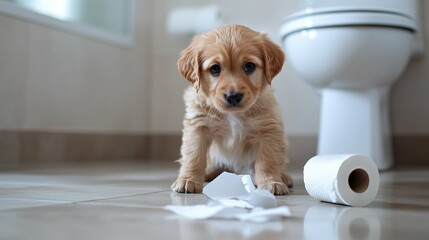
280;9;417;38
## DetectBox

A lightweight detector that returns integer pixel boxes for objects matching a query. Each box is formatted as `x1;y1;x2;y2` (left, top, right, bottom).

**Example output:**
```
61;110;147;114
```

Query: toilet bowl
280;1;423;169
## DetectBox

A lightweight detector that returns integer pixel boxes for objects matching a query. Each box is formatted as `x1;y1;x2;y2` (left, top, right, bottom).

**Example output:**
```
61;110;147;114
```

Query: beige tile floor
0;161;428;240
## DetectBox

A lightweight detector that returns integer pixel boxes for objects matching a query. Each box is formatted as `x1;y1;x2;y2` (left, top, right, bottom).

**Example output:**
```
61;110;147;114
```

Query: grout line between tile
0;197;71;204
72;190;171;204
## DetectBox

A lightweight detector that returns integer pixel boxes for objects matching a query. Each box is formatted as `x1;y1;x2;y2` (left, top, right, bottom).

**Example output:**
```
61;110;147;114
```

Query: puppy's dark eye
209;64;221;77
244;62;256;74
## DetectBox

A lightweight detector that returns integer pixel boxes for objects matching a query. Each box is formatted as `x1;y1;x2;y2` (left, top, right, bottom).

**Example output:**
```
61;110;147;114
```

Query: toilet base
318;87;392;170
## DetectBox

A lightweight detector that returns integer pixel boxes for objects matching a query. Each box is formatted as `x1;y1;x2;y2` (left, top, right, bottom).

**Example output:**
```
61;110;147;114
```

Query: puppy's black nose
224;92;244;107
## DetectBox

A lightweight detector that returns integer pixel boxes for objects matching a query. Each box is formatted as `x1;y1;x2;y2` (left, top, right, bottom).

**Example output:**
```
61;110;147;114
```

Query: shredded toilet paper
165;172;291;222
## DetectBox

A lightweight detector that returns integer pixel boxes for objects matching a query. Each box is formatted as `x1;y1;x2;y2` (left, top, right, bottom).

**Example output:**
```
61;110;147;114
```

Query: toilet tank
296;0;424;57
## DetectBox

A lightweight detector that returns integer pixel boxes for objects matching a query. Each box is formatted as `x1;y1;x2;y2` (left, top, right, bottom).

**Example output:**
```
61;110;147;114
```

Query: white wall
0;1;153;133
391;1;429;135
0;0;428;137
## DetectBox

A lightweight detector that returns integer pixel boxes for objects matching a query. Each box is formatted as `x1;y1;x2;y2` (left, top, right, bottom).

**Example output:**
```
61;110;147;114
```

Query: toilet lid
280;9;417;38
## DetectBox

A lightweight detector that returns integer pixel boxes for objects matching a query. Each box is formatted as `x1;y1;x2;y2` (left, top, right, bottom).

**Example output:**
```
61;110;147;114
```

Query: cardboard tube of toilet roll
303;154;380;207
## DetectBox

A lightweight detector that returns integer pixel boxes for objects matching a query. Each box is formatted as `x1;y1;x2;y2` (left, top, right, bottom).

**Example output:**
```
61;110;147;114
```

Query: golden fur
171;24;292;195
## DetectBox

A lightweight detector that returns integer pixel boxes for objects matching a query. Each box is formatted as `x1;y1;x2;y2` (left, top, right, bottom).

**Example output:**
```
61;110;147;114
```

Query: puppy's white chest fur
224;113;245;148
209;113;257;174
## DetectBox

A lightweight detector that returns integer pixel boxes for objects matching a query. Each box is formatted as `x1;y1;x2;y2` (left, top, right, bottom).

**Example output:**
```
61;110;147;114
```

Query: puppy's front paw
281;173;294;188
171;178;203;193
257;180;290;195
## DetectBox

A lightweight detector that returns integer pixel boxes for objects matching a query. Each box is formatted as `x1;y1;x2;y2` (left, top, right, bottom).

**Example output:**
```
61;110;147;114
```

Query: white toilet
280;0;423;169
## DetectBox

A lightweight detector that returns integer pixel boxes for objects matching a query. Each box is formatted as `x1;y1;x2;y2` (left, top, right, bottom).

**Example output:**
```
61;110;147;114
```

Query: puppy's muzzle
224;92;244;107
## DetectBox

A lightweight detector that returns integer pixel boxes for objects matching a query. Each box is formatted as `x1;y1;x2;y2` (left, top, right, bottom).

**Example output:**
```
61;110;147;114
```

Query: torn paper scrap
164;204;291;223
165;172;291;222
164;204;247;220
241;174;256;192
236;206;291;222
217;199;254;209
203;172;249;200
203;172;277;209
242;189;277;209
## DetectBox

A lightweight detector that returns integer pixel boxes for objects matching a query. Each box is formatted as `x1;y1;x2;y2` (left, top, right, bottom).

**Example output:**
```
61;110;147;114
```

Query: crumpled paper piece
165;172;291;222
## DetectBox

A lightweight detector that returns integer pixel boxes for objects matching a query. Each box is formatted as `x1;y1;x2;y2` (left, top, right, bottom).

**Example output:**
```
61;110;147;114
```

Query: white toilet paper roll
303;154;379;207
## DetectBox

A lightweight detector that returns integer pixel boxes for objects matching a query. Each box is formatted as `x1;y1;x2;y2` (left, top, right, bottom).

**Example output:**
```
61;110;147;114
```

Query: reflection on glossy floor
0;161;428;240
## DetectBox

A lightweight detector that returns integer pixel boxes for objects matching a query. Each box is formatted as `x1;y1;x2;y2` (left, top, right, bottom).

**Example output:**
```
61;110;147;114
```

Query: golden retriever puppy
171;24;292;195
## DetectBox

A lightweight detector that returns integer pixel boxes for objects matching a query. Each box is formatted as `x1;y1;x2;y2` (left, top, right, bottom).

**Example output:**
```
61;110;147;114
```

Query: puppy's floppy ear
260;35;285;85
177;43;202;92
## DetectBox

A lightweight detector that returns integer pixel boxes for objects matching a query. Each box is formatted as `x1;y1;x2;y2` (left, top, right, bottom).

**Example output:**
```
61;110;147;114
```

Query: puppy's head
178;24;285;113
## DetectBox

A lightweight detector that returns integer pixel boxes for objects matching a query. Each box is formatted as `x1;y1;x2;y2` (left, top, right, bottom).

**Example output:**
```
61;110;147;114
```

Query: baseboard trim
0;130;428;167
392;135;429;167
0;131;182;164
